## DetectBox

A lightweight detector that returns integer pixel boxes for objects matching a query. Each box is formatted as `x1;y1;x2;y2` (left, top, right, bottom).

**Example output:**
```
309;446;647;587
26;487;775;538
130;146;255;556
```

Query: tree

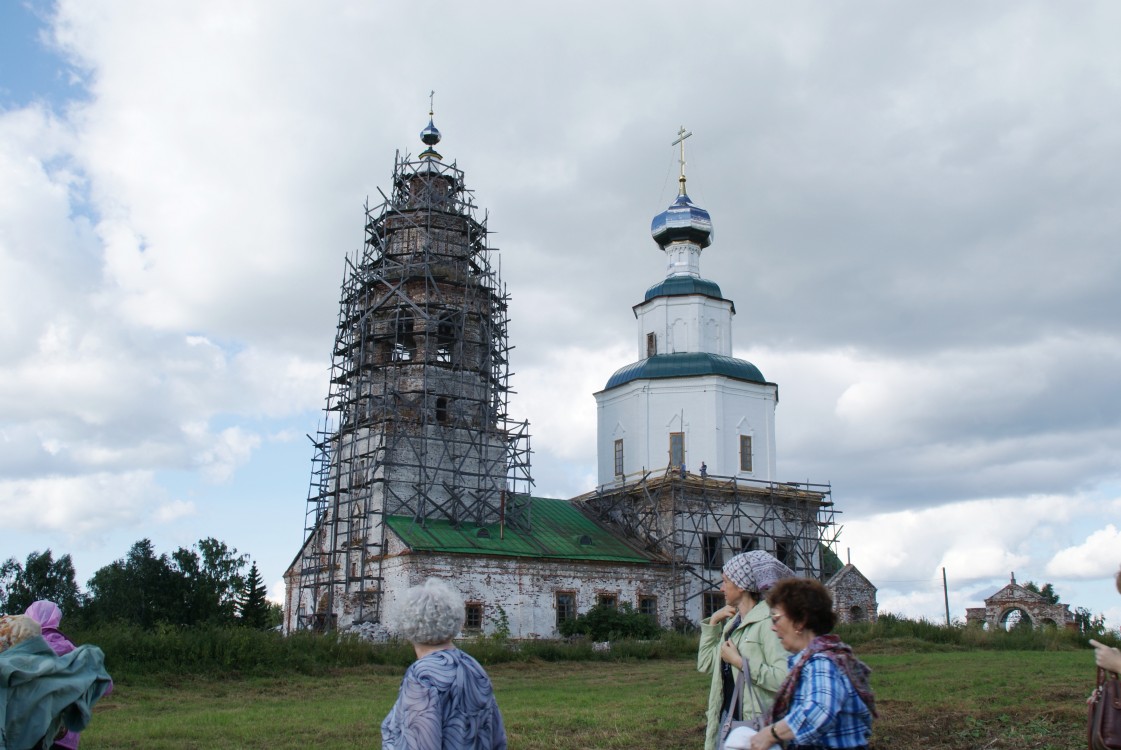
237;562;271;629
0;550;83;617
168;538;246;626
1023;581;1060;605
1074;606;1106;637
85;539;179;628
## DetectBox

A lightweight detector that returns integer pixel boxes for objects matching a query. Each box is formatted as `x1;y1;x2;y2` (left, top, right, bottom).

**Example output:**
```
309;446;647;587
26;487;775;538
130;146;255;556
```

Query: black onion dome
650;192;713;249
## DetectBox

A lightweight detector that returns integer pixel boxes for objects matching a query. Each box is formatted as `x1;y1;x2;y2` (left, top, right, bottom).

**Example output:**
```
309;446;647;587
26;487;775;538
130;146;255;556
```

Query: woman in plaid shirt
749;578;876;750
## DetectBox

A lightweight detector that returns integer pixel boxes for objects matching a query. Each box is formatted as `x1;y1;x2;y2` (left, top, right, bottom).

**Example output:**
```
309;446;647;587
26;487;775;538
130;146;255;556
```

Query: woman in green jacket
698;551;794;750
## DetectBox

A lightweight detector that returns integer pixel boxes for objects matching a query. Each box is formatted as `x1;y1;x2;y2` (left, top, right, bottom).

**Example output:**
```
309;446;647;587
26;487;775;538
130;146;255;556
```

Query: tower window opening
702;591;722;619
775;538;795;569
702;534;722;570
739;435;753;472
646;332;657;358
669;432;684;469
614;439;624;477
436;397;448;424
740;536;759;553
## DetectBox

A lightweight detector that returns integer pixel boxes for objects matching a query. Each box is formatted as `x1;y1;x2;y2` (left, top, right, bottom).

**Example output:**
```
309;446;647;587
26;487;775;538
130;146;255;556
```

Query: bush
557;603;661;641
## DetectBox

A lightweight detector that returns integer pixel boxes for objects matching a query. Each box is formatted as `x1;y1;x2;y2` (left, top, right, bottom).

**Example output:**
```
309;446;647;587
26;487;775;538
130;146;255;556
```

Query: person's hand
711;605;736;625
720;638;744;668
748;725;781;750
7;615;41;642
1090;639;1121;673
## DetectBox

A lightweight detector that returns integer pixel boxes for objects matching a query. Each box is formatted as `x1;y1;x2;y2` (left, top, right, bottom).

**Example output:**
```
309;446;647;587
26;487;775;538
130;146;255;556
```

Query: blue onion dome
420;118;441;146
650;192;713;249
419;118;442;160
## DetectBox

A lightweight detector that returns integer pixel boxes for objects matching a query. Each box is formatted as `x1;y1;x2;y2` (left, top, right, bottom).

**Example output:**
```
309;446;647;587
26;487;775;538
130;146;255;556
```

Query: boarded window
702;591;723;619
597;593;618;610
702;534;723;570
646;332;657;358
614;439;624;476
670;432;685;468
556;591;576;627
638;595;657;618
739;435;753;472
464;602;483;631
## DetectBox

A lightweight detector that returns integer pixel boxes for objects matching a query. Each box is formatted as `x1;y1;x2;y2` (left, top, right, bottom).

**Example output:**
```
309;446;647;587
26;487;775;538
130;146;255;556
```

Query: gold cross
672;126;692;195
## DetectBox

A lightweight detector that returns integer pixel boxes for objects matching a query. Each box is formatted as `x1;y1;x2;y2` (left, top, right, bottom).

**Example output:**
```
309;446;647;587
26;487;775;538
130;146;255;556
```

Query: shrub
557;603;661;641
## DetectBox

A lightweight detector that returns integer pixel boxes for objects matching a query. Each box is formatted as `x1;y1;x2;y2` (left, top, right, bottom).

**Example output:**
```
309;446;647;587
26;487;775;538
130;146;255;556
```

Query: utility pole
943;567;951;626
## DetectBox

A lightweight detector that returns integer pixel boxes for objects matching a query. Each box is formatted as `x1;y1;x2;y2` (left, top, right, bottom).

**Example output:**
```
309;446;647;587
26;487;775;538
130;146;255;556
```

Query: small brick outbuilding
826;563;878;624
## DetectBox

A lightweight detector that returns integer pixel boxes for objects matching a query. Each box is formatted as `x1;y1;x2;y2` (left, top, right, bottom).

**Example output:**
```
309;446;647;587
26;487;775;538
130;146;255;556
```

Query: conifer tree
238;562;271;629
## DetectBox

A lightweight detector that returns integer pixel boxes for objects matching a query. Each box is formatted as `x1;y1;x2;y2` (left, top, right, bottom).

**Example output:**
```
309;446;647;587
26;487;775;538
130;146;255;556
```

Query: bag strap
720;648;769;735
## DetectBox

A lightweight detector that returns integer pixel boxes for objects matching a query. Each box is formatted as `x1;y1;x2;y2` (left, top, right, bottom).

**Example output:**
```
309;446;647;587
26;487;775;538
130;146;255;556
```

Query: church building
283;115;845;637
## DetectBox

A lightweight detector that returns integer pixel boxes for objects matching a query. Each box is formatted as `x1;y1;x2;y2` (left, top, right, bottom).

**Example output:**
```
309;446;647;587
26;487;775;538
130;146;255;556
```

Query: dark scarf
769;634;878;722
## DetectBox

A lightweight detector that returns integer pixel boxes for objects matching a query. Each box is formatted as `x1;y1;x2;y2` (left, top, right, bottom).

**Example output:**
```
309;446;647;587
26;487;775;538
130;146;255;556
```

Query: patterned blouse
381;647;507;750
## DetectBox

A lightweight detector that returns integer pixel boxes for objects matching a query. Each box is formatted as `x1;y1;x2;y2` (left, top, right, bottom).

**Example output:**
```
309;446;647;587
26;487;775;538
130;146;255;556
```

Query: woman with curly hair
380;578;506;750
749;578;876;750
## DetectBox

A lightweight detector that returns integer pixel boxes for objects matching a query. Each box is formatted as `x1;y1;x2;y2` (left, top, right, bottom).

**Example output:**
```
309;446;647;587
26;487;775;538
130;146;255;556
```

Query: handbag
719;654;769;750
1089;666;1121;750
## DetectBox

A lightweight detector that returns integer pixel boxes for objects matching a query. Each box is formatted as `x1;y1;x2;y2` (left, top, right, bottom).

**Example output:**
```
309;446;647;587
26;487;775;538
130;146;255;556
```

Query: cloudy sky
2;0;1119;627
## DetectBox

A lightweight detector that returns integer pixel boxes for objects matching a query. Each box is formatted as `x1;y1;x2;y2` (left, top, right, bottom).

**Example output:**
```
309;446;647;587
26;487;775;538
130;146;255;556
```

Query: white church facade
284;118;845;638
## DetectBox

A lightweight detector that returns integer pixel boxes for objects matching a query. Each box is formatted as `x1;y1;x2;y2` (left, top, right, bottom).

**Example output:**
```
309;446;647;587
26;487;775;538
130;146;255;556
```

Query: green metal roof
643;276;724;302
603;352;768;390
385;497;653;563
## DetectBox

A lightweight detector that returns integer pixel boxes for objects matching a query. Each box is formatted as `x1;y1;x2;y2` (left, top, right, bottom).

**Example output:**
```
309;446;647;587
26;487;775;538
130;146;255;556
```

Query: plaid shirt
782;650;873;748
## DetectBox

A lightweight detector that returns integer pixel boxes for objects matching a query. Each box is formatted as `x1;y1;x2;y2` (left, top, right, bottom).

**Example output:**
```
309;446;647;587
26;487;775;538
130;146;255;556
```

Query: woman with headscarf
24;600;85;750
750;578;876;750
381;578;506;750
698;551;794;750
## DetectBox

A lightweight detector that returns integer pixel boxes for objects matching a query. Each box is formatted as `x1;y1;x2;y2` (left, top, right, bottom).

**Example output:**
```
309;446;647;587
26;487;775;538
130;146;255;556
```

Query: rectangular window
702;533;723;570
638;595;657;618
740;536;759;553
646;332;657;358
739;435;753;472
464;602;483;631
702;591;723;619
776;538;795;569
596;593;618;610
614;439;624;477
555;591;576;627
670;432;685;468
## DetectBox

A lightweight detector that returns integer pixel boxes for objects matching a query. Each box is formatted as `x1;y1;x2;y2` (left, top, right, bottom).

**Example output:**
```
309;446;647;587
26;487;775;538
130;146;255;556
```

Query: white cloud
1047;526;1121;579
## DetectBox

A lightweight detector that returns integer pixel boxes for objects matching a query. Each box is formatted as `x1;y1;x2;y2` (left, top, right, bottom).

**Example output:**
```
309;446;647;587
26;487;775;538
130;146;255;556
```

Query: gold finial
429;90;435;118
671;126;692;196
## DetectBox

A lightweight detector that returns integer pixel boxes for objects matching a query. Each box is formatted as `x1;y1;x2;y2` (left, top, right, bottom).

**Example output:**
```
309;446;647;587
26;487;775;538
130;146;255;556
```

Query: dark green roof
603;352;768;390
385;497;652;563
643;276;726;303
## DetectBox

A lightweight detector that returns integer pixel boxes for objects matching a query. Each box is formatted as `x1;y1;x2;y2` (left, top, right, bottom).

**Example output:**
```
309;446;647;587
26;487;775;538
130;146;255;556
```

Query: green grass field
79;650;1095;750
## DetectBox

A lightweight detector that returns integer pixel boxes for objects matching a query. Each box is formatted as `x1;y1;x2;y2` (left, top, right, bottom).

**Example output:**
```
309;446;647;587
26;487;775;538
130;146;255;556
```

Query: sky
1;0;1120;628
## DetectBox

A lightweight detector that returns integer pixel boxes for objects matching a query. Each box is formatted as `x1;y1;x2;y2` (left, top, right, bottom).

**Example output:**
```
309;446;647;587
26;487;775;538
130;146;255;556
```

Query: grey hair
392;578;465;645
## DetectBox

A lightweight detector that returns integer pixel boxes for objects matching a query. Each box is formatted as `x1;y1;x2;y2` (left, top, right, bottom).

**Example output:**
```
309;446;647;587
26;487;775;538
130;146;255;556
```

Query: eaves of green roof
385;497;652;563
602;352;769;390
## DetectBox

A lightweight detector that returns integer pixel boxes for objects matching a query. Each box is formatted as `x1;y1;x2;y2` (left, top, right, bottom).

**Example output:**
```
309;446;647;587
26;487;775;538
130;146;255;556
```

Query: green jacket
697;600;789;750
